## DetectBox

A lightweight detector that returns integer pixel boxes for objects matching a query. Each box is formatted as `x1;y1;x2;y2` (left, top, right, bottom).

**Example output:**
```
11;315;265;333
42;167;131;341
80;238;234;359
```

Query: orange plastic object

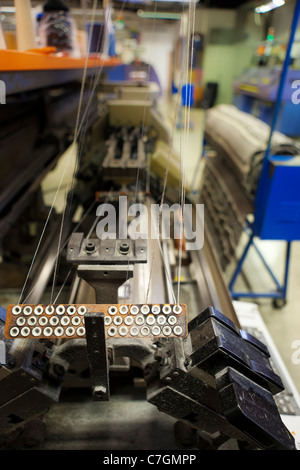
0;49;121;72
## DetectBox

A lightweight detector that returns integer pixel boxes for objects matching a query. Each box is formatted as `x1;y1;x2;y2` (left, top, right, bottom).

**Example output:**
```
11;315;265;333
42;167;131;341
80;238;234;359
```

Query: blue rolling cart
229;0;300;308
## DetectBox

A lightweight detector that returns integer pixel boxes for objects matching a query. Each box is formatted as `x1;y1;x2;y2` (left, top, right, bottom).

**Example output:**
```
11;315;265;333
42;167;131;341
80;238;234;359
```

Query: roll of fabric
204;104;300;198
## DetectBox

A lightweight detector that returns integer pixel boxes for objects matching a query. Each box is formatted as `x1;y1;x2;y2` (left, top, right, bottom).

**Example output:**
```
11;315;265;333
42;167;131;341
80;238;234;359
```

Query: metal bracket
67;233;147;265
67;234;147;304
77;265;134;304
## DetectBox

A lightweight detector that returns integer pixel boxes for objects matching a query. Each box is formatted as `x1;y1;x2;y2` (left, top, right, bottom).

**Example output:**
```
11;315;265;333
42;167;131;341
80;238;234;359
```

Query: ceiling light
137;10;181;19
154;0;197;2
0;7;16;13
255;0;285;14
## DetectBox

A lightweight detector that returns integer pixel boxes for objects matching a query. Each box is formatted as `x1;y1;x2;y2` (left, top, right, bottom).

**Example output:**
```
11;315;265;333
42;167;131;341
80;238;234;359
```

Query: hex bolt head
119;242;129;254
85;242;96;253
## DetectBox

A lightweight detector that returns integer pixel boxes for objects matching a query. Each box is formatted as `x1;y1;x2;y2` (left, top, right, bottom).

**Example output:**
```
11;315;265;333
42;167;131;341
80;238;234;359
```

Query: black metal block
85;312;110;401
187;307;283;395
216;367;296;451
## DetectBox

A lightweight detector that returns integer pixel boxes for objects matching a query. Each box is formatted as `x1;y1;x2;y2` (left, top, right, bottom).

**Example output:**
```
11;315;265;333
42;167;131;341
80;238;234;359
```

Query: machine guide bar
85;311;110;401
4;303;188;340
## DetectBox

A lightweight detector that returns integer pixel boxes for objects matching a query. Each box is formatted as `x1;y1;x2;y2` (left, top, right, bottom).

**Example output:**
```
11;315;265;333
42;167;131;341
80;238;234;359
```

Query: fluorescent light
0;7;16;13
155;0;197;2
255;0;285;14
137;10;181;19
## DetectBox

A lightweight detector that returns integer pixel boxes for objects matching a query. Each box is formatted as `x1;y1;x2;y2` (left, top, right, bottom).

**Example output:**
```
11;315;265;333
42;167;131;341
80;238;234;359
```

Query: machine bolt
184;358;192;369
53;363;65;377
8;357;16;367
85;242;96;253
119;242;130;254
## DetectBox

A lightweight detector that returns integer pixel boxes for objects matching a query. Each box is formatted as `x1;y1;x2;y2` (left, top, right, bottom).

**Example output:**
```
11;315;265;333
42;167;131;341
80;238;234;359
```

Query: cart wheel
272;298;287;309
